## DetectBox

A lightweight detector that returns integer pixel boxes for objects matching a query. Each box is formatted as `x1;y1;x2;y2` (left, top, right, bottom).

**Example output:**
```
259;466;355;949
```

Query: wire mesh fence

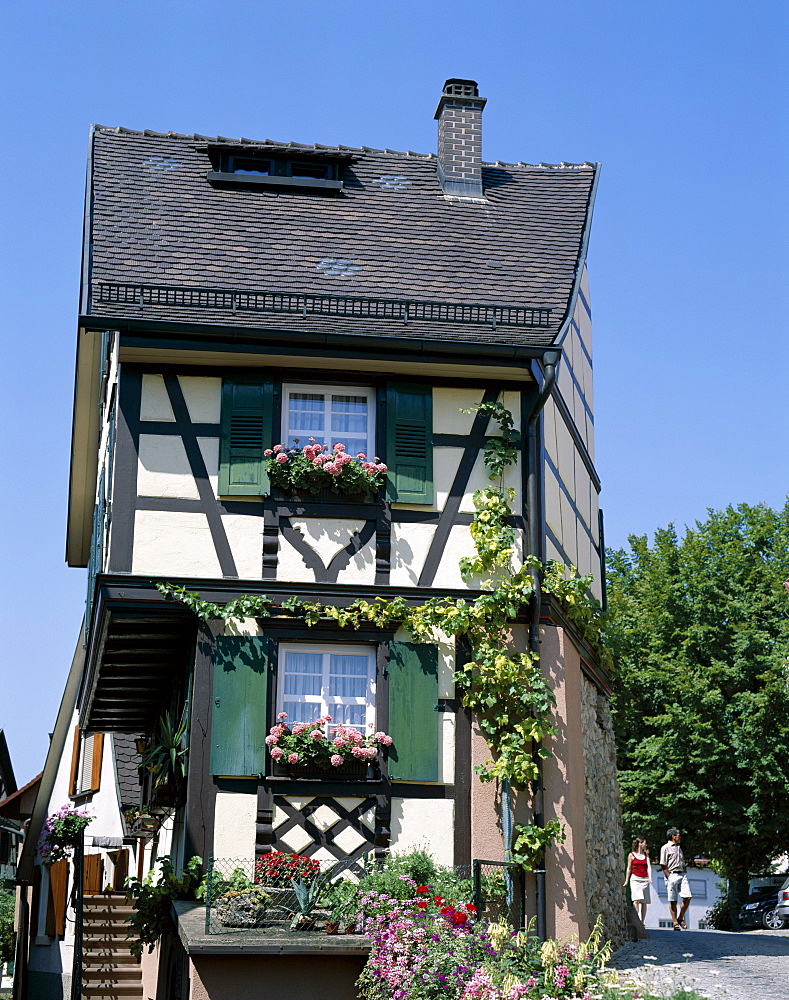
203;855;526;935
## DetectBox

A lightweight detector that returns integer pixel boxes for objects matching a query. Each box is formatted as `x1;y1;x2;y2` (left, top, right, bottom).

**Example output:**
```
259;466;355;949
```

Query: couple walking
624;828;693;931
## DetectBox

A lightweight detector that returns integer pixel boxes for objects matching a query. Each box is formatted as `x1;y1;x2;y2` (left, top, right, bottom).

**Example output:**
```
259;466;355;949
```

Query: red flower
416;900;428;909
451;911;468;925
415;886;430;895
433;896;444;905
440;906;452;915
464;903;478;913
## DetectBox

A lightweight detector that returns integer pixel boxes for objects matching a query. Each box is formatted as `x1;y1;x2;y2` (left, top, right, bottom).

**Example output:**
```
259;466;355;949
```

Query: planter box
274;759;371;780
273;488;376;504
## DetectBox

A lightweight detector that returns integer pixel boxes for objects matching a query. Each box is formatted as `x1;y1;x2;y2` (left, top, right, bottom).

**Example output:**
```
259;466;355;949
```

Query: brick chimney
434;78;487;200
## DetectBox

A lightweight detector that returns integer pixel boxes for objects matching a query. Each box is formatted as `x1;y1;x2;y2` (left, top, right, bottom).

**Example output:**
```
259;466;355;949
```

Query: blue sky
1;0;786;783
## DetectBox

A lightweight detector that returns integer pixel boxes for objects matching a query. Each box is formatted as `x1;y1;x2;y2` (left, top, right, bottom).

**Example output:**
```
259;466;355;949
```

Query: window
229;156;272;175
209;153;343;191
282;384;375;459
278;644;375;734
69;727;103;796
218;377;434;502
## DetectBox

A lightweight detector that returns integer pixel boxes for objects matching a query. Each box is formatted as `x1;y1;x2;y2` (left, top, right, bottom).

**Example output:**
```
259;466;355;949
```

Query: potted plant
266;714;392;777
289;864;342;930
38;805;93;864
141;708;188;807
323;878;359;934
264;441;386;499
125;805;159;839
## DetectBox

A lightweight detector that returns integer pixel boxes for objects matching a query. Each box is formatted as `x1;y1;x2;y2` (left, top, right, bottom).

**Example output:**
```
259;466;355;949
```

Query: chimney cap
442;78;480;98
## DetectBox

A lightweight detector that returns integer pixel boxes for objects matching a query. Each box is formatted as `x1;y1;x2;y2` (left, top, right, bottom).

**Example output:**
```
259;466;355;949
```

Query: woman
623;837;652;923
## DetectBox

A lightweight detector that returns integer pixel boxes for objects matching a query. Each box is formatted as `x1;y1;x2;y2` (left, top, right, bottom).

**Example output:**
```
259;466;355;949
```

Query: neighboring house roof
0;731;16;799
0;773;42;821
84;126;598;348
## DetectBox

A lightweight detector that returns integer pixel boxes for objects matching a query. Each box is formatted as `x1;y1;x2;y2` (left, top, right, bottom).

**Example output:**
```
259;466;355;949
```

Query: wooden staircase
81;894;143;1000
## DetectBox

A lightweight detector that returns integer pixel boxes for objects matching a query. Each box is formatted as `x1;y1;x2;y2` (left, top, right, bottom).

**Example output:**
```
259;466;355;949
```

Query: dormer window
208;151;343;191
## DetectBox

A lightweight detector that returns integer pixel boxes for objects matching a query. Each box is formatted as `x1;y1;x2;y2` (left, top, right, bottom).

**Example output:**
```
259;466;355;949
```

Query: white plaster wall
179;376;222;423
335;539;375;585
140;374;176;421
433;387;482;434
222;514;265;580
276;518;374;585
213;790;258;863
138;435;200;498
390;798;455;867
137;436;218;499
140;374;222;425
544;465;563;545
390;522;436;586
431;524;524;590
132;511;223;577
458;449;522;513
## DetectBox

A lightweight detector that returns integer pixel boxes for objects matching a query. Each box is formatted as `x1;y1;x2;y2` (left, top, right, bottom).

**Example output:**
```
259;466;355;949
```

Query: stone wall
580;676;628;947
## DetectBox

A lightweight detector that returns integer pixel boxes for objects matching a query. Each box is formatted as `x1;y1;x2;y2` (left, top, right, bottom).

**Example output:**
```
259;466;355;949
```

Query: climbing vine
156;400;607;860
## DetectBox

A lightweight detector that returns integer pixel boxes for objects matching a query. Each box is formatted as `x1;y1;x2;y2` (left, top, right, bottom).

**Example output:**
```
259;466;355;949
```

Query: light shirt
660;840;686;874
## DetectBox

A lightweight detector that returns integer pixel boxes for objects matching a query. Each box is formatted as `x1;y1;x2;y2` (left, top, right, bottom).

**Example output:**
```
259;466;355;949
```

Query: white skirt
630;876;651;902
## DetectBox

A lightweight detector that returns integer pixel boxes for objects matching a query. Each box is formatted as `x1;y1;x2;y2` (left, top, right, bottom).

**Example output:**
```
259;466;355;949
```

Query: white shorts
630;876;651;903
666;873;692;902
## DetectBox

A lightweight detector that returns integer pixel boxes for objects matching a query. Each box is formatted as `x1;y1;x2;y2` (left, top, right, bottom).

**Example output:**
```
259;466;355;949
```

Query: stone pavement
612;927;789;999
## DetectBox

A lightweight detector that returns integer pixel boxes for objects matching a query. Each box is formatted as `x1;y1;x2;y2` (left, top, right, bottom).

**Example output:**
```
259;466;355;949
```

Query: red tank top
631;853;648;878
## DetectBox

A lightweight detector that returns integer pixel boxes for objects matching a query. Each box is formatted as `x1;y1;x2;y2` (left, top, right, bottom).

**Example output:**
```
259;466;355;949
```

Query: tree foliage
0;889;15;964
607;501;789;899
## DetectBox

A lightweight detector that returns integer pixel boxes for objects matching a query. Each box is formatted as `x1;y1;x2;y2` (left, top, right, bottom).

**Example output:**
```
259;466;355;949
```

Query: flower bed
358;890;622;1000
264;440;387;497
266;714;392;771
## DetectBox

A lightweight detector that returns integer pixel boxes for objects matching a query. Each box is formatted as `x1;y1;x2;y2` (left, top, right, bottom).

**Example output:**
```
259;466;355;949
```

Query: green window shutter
388;641;439;781
218;380;273;495
210;635;269;776
385;382;433;504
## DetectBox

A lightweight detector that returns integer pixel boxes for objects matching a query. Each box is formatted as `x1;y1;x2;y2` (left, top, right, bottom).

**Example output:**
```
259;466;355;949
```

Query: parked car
774;876;789;923
739;885;787;930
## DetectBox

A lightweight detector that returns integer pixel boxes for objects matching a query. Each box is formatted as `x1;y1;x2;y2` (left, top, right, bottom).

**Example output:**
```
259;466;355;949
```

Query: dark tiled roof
112;733;141;808
86;126;597;348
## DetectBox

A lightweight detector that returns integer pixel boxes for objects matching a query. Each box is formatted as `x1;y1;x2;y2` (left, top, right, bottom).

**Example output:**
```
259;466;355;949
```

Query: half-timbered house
35;78;622;998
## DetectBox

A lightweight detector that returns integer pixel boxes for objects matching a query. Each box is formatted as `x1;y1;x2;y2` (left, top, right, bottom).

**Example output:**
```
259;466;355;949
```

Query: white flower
682;952;694;958
642;954;658;960
710;970;720;976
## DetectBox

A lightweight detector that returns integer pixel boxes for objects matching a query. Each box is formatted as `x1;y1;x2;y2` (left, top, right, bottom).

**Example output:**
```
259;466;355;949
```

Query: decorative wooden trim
262;505;280;580
46;860;69;937
108;370;141;572
89;733;104;792
255;783;274;857
184;625;218;863
375;504;392;586
163;375;238;578
280;517;376;584
68;725;81;796
417;388;499;587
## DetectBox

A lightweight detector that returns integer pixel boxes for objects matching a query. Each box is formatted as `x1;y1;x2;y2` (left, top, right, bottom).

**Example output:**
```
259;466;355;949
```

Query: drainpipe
524;351;559;942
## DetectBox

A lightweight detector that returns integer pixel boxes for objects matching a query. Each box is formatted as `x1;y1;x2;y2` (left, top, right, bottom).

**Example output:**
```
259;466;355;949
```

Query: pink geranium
270;747;284;760
275;453;288;464
330;754;344;767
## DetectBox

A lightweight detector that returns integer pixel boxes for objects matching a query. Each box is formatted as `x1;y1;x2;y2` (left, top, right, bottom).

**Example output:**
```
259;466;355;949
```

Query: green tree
0;889;15;965
607;501;789;925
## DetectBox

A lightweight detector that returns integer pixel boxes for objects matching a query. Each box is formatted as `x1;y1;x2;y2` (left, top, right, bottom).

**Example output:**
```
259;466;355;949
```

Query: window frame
276;641;376;735
281;383;377;460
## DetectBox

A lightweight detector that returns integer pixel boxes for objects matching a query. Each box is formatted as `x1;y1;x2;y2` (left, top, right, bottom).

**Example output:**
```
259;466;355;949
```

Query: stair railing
70;831;85;1000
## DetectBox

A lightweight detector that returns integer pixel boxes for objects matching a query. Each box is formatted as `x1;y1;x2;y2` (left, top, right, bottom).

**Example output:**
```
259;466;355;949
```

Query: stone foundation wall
580;676;628;947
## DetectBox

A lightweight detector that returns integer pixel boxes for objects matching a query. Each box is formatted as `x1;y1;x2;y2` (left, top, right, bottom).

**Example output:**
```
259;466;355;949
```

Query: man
660;828;692;929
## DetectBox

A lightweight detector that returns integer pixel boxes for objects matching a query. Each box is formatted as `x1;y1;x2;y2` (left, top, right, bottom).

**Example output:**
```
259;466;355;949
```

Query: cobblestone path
612;927;789;999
